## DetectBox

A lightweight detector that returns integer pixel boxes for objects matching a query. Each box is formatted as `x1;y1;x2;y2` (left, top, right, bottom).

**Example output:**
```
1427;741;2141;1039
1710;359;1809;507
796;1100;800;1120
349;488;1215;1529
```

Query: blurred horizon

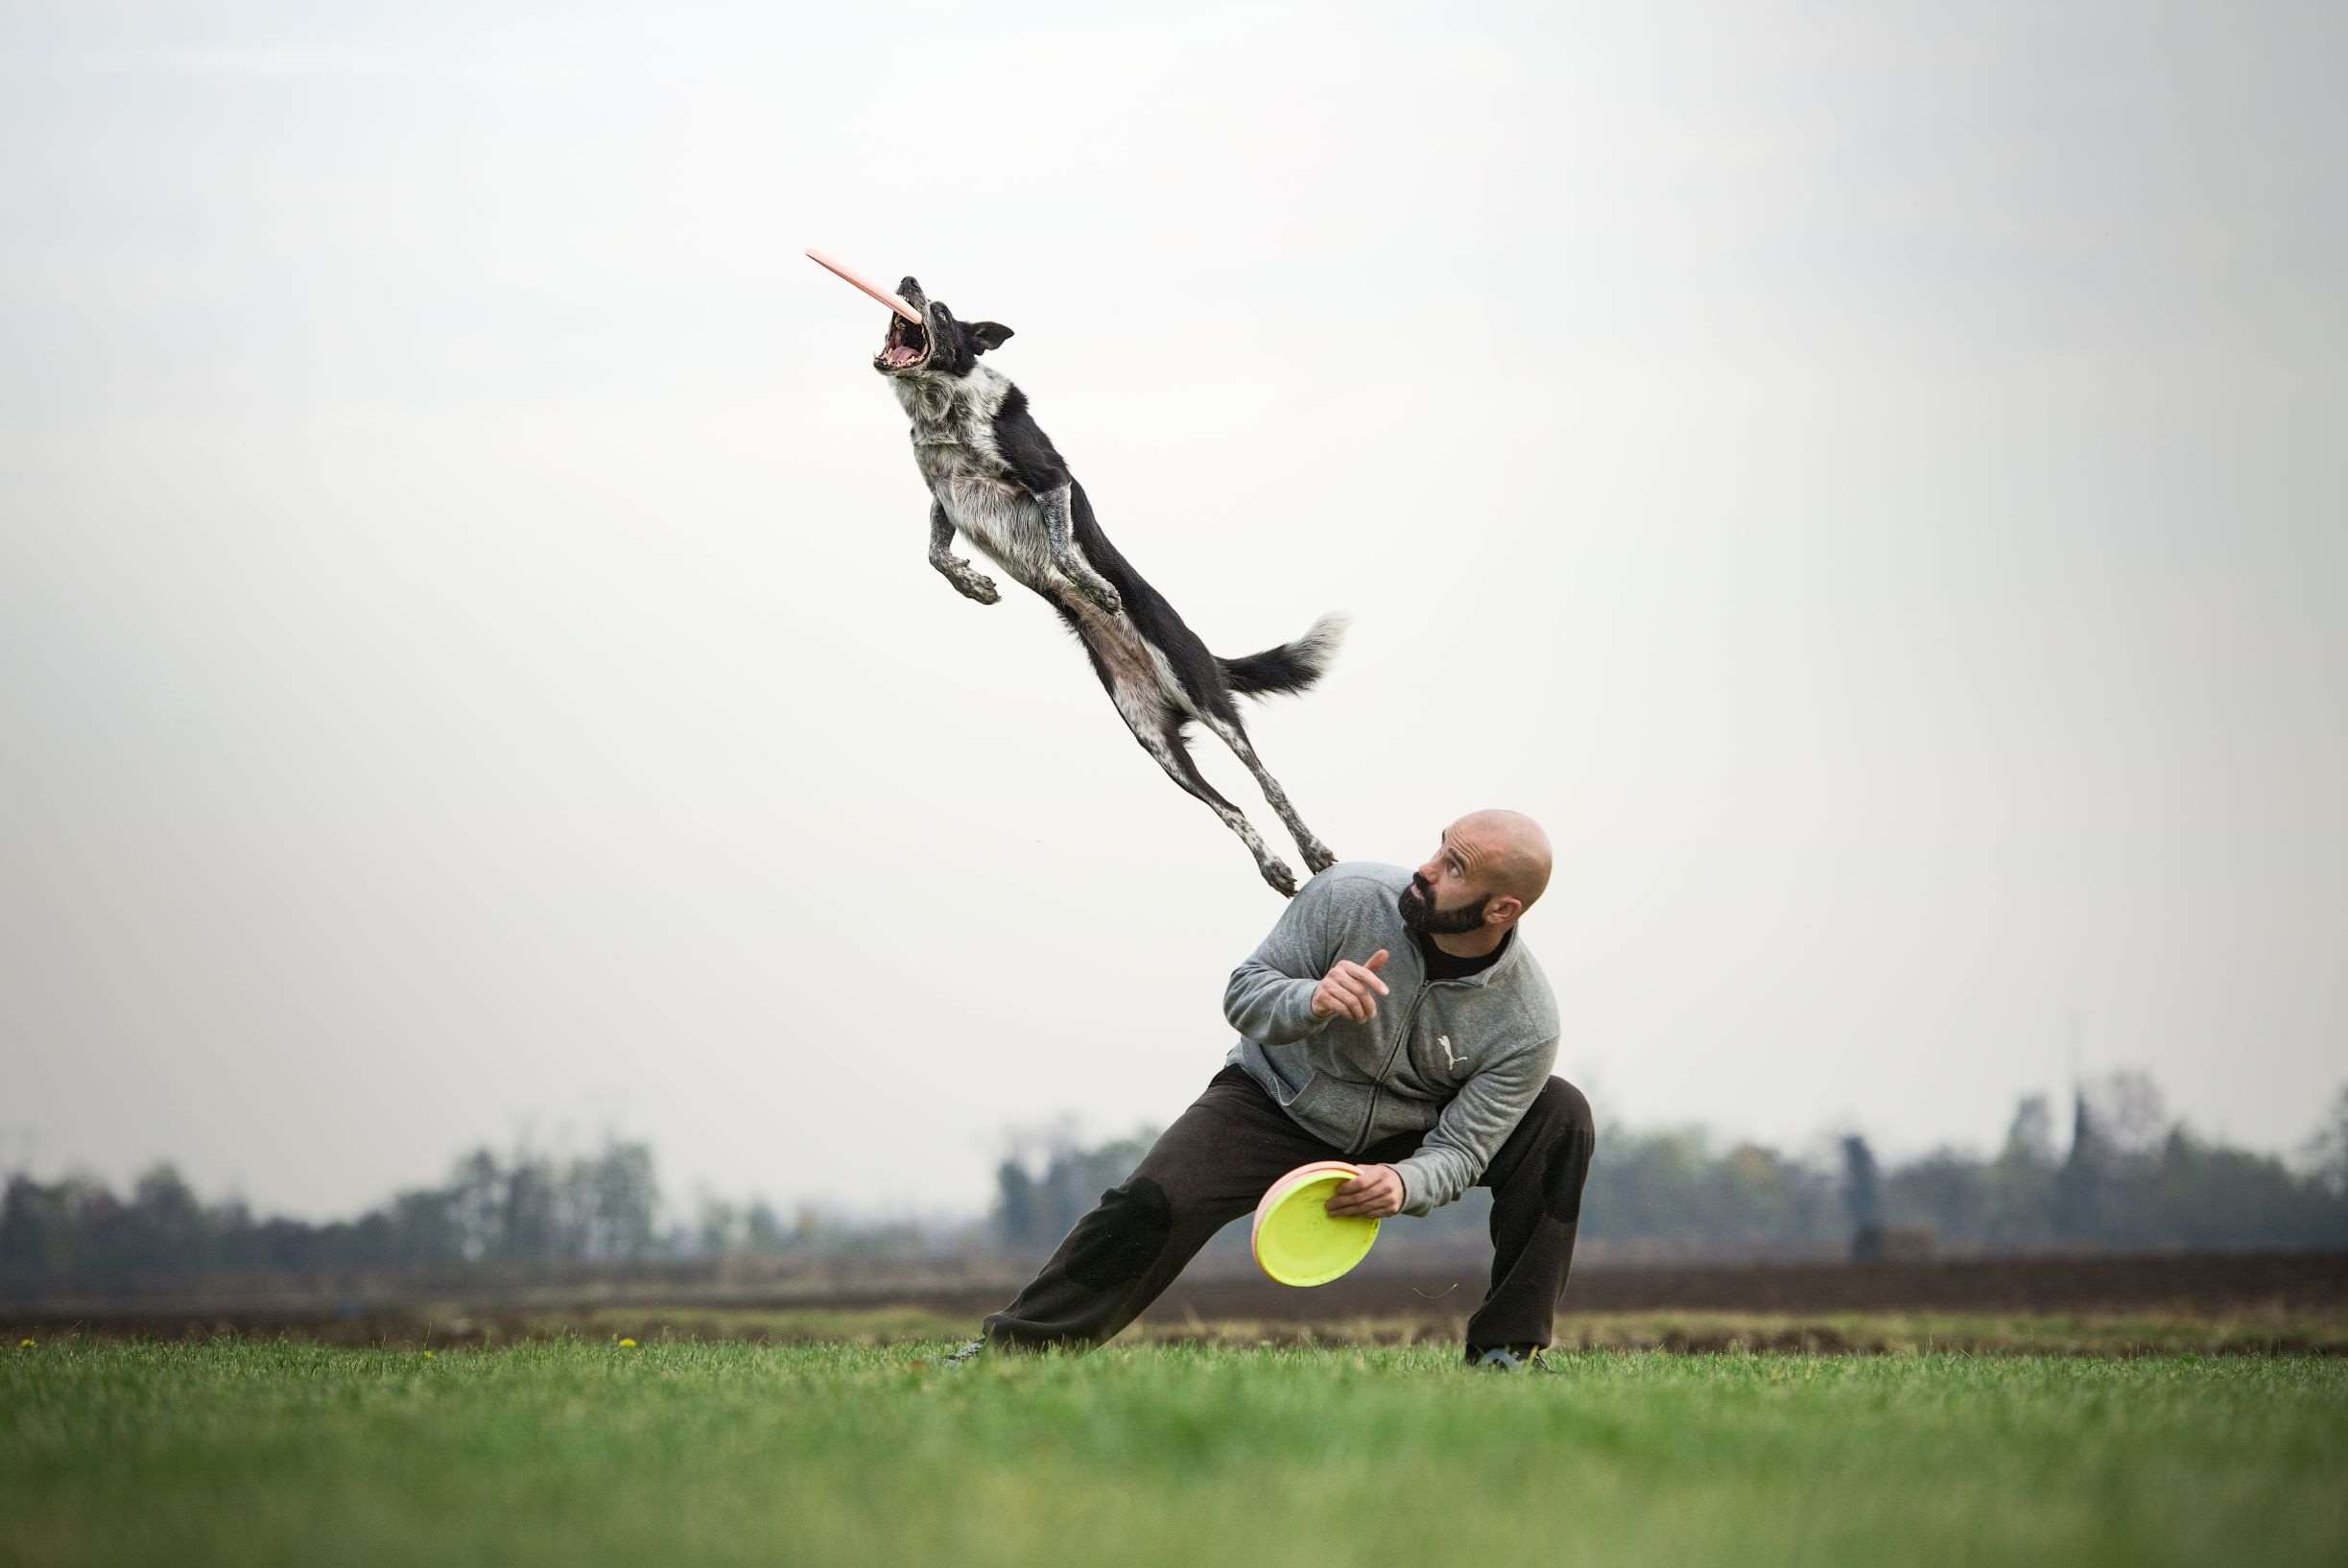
9;1062;2343;1241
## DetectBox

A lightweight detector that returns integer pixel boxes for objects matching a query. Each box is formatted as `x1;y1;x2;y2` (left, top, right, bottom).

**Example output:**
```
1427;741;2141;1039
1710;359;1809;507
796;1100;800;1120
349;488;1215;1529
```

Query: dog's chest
912;418;1048;581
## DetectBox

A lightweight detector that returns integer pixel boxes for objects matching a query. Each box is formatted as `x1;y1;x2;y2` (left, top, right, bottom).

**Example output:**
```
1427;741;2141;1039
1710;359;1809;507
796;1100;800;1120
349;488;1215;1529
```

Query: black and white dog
870;275;1341;896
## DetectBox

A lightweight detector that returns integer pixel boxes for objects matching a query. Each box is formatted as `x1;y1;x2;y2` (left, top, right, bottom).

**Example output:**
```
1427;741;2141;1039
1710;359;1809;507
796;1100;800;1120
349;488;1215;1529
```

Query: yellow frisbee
1250;1160;1383;1287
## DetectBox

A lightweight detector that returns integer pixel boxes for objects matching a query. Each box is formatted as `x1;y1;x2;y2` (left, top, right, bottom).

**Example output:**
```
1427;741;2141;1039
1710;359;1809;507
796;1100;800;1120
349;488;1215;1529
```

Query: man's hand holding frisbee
1324;1163;1406;1219
1311;949;1390;1022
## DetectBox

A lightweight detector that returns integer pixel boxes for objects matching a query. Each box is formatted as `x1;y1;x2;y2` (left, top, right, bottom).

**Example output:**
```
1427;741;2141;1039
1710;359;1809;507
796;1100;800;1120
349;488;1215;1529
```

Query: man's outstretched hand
1310;948;1390;1022
1325;1163;1405;1219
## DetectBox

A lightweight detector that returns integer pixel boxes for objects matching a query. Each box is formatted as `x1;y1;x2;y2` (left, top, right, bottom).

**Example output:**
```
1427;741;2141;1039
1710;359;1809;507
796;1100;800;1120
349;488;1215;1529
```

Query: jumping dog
869;275;1343;896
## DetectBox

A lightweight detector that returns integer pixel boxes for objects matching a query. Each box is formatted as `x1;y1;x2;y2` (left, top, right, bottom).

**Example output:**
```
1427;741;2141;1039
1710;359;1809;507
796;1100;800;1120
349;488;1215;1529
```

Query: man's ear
1487;895;1523;926
966;321;1014;354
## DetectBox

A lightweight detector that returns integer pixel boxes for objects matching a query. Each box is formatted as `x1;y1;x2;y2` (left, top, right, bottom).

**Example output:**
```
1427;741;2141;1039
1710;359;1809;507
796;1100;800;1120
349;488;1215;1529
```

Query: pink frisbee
805;248;921;323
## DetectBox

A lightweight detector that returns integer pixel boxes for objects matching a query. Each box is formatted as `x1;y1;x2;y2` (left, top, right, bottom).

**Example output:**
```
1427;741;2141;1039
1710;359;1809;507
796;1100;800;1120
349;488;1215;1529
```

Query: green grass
639;1302;2347;1355
171;1300;2348;1355
5;1340;2345;1568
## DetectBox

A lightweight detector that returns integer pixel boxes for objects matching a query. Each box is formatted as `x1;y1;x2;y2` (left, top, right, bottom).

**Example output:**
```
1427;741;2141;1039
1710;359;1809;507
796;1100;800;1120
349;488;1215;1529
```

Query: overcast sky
4;1;2342;1222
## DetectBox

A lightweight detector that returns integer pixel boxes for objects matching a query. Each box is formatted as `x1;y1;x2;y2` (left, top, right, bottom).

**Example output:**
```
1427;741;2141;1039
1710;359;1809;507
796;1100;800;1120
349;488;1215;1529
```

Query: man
953;810;1594;1370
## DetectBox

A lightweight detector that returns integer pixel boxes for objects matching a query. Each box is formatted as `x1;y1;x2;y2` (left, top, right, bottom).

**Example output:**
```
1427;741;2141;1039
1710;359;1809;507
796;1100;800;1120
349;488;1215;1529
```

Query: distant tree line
0;1133;969;1298
7;1074;2345;1295
1;1140;665;1293
990;1125;1161;1254
1882;1075;2348;1252
990;1073;2348;1258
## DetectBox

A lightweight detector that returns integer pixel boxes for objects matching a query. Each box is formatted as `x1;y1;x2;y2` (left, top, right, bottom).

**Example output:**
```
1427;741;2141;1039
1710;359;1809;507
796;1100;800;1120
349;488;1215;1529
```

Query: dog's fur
870;275;1342;896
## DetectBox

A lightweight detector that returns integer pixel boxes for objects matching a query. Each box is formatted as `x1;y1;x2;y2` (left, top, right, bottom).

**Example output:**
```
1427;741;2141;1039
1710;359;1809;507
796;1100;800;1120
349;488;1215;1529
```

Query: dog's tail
1220;612;1349;700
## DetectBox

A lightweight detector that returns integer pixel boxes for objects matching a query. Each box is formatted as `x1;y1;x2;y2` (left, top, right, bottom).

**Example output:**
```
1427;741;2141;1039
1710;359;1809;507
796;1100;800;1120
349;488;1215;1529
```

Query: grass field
6;1340;2345;1568
400;1301;2348;1355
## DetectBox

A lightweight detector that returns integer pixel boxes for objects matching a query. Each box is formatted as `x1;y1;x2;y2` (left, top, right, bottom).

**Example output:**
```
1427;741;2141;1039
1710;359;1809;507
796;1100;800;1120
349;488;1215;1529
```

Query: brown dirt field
10;1252;2342;1350
1143;1248;2348;1323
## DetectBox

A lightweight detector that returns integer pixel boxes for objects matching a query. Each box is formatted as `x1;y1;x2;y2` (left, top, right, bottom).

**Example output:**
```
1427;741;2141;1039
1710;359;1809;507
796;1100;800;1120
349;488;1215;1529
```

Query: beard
1398;875;1491;936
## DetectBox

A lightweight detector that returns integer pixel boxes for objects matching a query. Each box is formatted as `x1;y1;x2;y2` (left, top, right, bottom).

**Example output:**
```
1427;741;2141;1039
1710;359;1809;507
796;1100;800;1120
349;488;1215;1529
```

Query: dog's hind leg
1118;706;1298;898
1200;713;1338;876
1070;618;1299;896
1039;484;1124;619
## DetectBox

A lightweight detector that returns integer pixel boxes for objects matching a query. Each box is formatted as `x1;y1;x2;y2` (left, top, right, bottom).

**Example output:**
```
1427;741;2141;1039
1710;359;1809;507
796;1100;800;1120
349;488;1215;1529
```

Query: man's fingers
1317;957;1388;1015
1326;1168;1392;1218
1316;952;1392;1022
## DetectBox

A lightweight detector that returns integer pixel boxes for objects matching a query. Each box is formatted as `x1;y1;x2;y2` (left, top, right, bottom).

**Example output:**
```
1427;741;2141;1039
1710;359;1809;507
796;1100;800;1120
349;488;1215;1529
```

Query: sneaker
942;1338;987;1369
1465;1344;1548;1371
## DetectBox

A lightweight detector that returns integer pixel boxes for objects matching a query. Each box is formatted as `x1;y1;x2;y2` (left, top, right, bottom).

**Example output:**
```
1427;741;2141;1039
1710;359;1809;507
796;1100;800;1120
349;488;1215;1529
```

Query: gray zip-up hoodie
1222;862;1560;1216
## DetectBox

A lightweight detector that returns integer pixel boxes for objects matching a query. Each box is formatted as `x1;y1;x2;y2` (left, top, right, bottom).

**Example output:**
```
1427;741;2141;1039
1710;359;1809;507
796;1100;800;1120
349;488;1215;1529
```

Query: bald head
1451;809;1553;914
1404;810;1554;949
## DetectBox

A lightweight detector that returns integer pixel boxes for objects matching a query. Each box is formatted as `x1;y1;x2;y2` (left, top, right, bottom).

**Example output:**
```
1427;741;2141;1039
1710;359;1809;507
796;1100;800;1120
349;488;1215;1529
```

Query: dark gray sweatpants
983;1063;1596;1351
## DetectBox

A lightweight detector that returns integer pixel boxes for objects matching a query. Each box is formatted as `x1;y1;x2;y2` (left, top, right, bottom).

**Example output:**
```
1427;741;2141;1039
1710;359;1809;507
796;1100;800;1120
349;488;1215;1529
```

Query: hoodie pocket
1268;1066;1318;1108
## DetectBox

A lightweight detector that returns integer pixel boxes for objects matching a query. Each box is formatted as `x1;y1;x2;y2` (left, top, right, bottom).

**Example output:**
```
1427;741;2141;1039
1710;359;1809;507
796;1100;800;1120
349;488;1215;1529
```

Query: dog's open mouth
876;312;929;371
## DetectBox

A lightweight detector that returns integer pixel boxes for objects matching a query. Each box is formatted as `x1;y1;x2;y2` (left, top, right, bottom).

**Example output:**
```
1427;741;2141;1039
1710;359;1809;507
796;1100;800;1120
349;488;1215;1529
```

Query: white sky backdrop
5;0;2342;1220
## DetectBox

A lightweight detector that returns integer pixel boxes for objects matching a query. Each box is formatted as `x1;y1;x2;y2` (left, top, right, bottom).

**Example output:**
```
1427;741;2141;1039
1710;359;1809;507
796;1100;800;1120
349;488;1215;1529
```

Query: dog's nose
898;276;921;297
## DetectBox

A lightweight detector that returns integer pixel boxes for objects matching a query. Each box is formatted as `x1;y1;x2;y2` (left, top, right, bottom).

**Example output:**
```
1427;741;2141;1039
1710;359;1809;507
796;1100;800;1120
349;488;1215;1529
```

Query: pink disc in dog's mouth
805;248;921;323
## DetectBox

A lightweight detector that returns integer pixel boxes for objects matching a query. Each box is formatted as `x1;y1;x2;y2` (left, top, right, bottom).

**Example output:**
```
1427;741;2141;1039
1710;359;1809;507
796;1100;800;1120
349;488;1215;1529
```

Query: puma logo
1439;1035;1465;1071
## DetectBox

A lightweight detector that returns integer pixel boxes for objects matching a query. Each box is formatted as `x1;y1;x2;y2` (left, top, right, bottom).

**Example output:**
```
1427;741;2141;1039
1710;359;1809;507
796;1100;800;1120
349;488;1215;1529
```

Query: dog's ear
966;321;1014;354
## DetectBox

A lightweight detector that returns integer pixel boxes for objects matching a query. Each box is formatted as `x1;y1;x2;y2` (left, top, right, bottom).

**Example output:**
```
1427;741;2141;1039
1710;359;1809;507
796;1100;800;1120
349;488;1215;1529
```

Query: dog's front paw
1260;858;1299;898
1300;841;1338;876
959;572;1002;606
1084;581;1125;618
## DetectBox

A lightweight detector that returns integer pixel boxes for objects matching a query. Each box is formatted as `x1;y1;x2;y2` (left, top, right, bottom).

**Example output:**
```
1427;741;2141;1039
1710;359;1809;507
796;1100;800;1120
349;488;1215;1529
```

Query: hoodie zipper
1352;984;1438;1155
1347;929;1514;1156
